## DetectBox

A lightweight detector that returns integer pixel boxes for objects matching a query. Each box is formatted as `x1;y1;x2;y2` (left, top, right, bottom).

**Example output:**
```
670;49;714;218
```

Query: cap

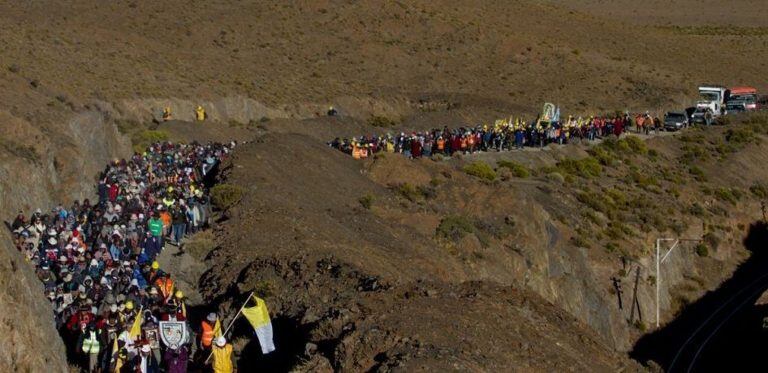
151;261;159;270
207;313;217;322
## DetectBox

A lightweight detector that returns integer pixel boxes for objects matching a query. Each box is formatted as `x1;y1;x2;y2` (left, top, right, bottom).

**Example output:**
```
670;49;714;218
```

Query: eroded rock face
0;231;68;372
0;109;131;371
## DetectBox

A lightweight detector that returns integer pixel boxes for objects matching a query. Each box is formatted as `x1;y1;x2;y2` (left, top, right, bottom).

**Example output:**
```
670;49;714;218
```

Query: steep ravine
0;109;132;371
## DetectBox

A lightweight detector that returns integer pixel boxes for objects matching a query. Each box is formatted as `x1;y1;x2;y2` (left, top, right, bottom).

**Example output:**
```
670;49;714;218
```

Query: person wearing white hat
211;336;233;373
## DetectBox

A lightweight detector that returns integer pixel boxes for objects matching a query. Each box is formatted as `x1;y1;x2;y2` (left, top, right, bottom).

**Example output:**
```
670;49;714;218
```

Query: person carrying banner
212;336;234;373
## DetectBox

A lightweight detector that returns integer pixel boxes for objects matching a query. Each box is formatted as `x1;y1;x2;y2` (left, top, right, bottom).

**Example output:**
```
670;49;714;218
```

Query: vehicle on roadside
726;101;748;114
726;86;759;113
663;112;689;131
691;107;715;126
698;85;729;117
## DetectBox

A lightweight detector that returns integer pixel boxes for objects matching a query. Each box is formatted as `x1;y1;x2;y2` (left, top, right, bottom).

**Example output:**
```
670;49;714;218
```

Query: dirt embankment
193;112;768;370
0;0;767;370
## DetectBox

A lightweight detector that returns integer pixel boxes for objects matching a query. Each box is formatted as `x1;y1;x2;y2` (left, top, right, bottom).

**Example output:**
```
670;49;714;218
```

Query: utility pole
655;237;702;328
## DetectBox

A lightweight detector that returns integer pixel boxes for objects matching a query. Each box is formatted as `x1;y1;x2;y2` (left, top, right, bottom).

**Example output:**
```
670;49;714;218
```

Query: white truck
697;86;730;117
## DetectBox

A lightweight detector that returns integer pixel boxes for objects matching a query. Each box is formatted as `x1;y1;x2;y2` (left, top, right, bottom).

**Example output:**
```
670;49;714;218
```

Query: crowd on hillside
329;113;663;159
9;141;236;372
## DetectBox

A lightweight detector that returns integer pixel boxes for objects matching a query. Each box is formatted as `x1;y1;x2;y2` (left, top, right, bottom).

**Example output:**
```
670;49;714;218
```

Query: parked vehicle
726;101;747;114
664;112;689;131
727;86;758;112
697;86;729;116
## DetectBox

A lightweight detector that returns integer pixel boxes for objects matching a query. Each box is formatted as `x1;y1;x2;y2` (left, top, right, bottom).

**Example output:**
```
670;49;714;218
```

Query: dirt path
156;241;207;307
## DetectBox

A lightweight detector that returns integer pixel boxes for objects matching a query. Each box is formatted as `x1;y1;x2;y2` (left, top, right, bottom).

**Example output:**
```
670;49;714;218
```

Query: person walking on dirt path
200;312;218;352
78;324;102;372
211;336;234;373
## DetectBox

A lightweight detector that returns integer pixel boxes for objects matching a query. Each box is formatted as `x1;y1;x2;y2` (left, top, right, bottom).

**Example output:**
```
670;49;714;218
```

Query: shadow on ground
631;221;768;372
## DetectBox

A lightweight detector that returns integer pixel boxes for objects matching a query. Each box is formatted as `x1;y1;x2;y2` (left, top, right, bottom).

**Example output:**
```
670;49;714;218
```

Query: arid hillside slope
1;0;767;371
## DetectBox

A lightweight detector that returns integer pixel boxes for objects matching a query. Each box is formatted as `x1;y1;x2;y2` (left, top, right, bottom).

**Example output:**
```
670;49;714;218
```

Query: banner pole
204;292;254;364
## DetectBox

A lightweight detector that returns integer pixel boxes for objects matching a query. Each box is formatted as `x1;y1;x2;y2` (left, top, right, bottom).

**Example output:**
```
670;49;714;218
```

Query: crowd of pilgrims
329;113;662;158
9;141;234;372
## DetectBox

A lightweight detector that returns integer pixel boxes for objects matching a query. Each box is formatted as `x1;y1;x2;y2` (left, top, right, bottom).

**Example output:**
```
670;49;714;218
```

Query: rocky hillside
1;0;767;370
192;111;768;370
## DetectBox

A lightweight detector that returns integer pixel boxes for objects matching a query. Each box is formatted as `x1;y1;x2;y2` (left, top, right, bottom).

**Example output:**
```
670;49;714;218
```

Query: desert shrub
571;235;591;249
436;215;476;241
688;165;706;181
695;243;709;257
587;146;614;166
367;115;397;128
577;190;614;215
435;215;493;248
605;242;619;253
688;202;706;216
463;161;497;181
210;184;245;210
750;182;768;199
184;230;216;260
628;170;658;188
556;157;602;178
497;160;530;178
546;172;565;183
623;136;648;154
714;187;741;205
680;144;708;164
605;221;632;240
359;194;375;209
725;127;758;145
395;183;421;201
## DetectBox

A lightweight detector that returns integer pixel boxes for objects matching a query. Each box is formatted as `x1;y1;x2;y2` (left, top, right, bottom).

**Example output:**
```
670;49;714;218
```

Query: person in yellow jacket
163;107;172;121
212;336;233;373
195;106;206;121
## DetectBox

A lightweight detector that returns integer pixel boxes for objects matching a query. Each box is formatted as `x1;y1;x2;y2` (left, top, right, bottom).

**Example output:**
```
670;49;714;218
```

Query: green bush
714;187;741;205
435;215;490;247
546;172;565;183
688;202;706;216
497;160;530;178
556;157;602;178
688;166;706;181
463;161;497;181
695;243;709;257
436;215;476;241
210;184;245;210
396;183;421;201
750;182;768;199
605;242;619;253
359;194;375;209
623;136;648;154
725;127;758;145
367;115;398;128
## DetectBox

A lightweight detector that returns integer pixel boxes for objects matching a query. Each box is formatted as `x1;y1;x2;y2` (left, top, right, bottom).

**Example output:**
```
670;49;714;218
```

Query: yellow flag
129;310;143;339
213;318;223;338
242;296;271;330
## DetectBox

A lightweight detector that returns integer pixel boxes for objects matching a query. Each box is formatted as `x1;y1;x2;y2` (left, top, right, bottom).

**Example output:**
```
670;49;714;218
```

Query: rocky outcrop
0;108;131;370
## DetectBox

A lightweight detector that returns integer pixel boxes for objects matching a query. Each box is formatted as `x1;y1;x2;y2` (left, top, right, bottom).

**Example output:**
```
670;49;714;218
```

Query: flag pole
204;292;254;364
